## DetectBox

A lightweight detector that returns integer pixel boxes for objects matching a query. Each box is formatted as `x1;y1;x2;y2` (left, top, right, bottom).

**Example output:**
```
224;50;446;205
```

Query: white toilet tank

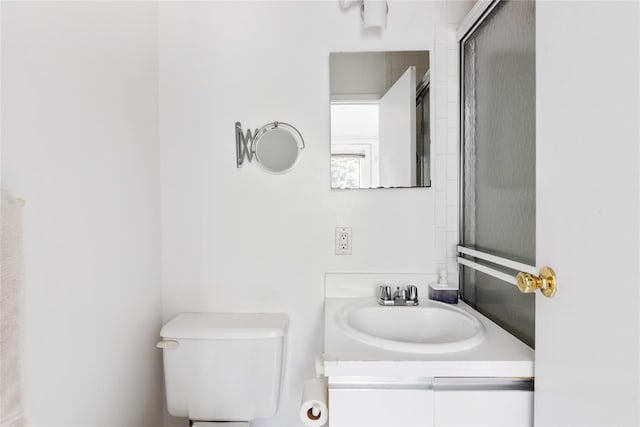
159;312;288;422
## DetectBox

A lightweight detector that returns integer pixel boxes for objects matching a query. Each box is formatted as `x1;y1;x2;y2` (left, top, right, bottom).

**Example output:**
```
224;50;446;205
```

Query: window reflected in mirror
330;103;377;189
330;51;431;189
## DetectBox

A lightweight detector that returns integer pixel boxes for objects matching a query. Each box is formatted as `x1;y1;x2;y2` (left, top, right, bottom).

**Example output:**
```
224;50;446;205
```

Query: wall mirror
236;121;305;174
330;51;431;189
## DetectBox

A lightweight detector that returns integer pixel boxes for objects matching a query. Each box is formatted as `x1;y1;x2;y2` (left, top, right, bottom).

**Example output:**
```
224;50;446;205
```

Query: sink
335;298;485;354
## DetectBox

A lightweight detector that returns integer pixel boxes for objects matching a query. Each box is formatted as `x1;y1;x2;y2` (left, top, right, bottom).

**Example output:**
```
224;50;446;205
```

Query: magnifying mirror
236;121;305;174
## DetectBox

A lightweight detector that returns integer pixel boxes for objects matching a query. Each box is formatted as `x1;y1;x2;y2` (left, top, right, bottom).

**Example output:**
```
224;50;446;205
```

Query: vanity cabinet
323;279;535;427
329;388;434;426
433;389;533;426
328;380;533;427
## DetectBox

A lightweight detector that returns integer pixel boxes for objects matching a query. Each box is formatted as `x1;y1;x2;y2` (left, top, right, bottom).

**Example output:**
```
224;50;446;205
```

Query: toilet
158;312;289;426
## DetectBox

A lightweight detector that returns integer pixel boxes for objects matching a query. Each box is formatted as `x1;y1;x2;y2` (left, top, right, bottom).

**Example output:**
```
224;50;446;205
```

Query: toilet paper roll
299;378;328;427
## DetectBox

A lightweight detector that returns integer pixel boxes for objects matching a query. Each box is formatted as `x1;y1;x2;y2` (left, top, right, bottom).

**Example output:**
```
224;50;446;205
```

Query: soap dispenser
428;270;459;304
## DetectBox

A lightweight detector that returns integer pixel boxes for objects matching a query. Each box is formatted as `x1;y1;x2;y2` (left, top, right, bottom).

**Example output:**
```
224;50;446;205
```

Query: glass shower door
459;0;536;347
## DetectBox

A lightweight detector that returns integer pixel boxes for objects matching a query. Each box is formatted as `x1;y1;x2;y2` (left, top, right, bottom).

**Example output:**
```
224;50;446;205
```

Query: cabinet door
329;388;433;427
434;390;533;426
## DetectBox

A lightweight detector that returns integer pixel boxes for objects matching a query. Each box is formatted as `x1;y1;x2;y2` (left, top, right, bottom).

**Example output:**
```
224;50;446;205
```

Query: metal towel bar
457;246;557;298
457;246;536;275
457;257;518;286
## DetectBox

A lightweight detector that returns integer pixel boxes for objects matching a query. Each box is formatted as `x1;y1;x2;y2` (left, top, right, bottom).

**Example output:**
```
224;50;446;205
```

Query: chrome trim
328;376;533;391
377;285;419;306
434;377;533;392
329;377;433;390
457;0;502;42
458;14;465;296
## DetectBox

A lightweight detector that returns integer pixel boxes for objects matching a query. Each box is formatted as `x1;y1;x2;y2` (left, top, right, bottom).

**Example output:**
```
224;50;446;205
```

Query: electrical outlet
335;227;352;255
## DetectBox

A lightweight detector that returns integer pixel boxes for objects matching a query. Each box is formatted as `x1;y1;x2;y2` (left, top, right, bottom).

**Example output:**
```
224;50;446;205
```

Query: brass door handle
516;266;557;298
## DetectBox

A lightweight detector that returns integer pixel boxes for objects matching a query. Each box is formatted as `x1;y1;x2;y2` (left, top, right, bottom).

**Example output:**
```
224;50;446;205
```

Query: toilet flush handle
156;340;179;349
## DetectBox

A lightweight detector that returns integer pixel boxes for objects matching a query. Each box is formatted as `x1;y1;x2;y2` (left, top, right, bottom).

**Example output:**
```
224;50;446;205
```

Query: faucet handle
378;285;392;302
406;285;419;304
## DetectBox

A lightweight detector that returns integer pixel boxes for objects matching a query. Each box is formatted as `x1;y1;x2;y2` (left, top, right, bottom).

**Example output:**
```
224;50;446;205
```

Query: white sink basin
335;299;485;354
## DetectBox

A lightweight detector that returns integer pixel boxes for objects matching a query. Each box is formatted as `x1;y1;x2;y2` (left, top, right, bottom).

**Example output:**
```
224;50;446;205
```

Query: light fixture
339;0;388;29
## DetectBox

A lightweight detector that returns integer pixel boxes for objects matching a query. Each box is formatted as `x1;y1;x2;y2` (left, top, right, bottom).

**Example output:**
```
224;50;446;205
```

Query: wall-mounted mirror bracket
236;121;256;168
235;121;305;174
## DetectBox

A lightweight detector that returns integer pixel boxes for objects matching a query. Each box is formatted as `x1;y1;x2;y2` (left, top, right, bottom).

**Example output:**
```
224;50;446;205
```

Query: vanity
323;273;534;427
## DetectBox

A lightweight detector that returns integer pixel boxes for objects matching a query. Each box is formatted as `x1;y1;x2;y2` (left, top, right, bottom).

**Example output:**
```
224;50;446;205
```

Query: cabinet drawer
329;388;434;427
434;390;533;426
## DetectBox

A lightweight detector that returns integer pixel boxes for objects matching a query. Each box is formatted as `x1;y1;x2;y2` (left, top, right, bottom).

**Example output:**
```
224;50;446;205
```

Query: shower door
459;0;536;348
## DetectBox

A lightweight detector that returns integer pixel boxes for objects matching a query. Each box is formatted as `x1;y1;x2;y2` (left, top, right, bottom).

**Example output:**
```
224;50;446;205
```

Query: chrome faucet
378;285;419;306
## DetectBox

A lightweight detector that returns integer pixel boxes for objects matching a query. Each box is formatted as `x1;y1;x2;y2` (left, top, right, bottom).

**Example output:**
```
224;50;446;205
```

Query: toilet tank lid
160;312;289;340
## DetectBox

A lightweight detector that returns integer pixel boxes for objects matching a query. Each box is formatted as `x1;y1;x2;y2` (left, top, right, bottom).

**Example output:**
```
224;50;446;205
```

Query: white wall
0;1;472;426
158;1;471;426
1;2;162;426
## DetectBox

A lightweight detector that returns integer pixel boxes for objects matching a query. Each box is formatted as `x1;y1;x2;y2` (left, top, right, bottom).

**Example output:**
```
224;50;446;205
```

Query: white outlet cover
335;227;352;255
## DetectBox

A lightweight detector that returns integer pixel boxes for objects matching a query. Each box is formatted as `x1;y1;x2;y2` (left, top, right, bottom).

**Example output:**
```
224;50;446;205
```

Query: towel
1;190;26;427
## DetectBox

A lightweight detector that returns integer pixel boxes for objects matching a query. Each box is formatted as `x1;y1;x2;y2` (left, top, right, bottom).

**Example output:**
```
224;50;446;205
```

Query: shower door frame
456;0;537;346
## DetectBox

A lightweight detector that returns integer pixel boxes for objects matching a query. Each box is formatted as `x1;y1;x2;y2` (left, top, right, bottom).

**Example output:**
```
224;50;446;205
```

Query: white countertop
323;296;534;379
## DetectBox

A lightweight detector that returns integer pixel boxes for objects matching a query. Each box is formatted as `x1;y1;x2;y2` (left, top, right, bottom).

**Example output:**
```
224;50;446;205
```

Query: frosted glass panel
462;265;535;346
461;0;536;347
